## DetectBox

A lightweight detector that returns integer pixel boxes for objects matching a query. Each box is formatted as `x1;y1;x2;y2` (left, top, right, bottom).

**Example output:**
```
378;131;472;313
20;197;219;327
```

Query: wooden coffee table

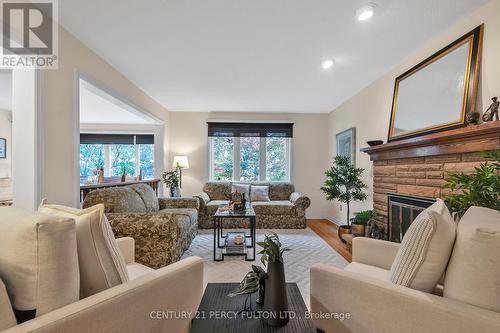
191;283;315;332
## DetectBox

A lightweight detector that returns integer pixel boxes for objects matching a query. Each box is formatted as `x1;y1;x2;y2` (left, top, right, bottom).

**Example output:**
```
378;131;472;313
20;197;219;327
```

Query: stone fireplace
361;121;500;240
387;193;434;242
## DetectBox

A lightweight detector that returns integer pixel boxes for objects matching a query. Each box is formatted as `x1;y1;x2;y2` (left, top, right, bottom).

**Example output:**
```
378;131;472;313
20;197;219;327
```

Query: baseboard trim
327;216;342;226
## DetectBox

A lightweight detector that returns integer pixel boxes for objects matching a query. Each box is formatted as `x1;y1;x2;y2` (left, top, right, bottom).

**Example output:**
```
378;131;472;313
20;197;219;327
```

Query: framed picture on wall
0;138;5;159
336;128;356;165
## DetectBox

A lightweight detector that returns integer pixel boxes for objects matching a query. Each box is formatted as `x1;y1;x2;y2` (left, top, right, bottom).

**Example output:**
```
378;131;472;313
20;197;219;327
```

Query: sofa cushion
83;186;147;213
268;182;295;200
345;262;390;281
39;202;129;298
252;201;295;215
129;183;159;212
250;185;270;202
389;199;456;292
444;206;500;312
164;208;198;226
0;278;16;330
0;207;79;315
232;183;250;199
204;182;231;200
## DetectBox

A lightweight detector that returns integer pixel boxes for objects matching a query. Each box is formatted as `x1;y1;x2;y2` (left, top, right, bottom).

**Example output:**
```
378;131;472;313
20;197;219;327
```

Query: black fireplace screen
387;193;435;242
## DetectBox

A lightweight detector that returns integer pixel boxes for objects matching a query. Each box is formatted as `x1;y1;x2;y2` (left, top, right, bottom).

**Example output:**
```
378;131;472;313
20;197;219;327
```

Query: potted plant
321;155;367;242
256;233;291;327
442;150;500;217
351;210;377;237
162;170;180;197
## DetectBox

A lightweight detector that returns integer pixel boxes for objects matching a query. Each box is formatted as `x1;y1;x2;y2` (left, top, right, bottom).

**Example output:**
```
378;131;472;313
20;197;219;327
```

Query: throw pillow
443;206;500;312
39;201;129;298
0;278;16;330
232;183;250;199
389;199;456;292
251;185;270;202
130;183;159;212
0;207;79;316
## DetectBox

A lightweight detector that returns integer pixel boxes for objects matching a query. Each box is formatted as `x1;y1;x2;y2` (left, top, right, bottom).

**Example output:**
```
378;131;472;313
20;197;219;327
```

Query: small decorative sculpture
98;167;104;184
482;97;499;122
121;167;126;182
230;191;246;211
228;270;260;313
251;265;267;305
466;111;480;125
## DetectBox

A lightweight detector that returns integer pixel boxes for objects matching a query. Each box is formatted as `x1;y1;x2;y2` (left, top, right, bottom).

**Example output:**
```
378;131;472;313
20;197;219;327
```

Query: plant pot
351;223;366;237
170;186;180;198
337;225;351;243
263;261;289;327
365;224;372;237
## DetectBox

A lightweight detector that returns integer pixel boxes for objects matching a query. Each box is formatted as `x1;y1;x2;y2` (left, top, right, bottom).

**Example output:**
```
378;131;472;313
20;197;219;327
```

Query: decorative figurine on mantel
482;97;499;122
466;110;480;125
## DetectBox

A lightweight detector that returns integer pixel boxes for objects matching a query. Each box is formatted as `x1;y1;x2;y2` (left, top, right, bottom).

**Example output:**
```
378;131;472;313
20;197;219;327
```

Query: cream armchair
3;250;203;333
310;237;500;333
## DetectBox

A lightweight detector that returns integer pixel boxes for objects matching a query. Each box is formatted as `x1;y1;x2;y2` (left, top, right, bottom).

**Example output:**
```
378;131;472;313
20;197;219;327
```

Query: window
239;137;260;181
139;144;155;180
210;136;290;181
208;123;292;182
266;137;288;181
210;137;290;182
80;144;104;180
211;137;234;181
110;144;136;176
80;134;155;184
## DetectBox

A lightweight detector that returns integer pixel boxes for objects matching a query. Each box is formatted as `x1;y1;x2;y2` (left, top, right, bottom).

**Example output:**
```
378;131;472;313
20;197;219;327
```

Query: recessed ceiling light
322;59;334;70
356;3;376;21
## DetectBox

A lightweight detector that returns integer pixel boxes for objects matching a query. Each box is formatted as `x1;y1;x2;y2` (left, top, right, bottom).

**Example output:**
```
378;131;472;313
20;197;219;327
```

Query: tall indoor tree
321;155;367;239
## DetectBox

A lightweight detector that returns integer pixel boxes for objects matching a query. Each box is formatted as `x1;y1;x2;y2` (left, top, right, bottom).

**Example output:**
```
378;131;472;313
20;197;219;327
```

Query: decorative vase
337;225;351;243
351;223;365;237
170;186;180;198
263;261;289;327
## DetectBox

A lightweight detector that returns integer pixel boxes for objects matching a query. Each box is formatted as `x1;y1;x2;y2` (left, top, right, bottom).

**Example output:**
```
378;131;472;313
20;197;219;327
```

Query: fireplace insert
387;193;435;242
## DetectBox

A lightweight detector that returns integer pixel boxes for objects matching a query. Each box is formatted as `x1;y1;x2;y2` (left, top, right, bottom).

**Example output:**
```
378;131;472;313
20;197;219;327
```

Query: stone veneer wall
372;151;492;234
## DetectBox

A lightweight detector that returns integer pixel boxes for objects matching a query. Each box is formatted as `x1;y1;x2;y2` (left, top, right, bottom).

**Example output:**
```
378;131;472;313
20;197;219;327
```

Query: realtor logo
1;0;58;68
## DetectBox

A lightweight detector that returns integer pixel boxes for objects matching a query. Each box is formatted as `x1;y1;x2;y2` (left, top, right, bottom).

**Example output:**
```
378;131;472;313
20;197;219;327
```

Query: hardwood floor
307;219;352;262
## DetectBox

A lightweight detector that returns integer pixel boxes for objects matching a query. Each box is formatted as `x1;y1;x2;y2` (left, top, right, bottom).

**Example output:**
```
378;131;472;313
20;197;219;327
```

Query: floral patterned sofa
194;182;311;229
82;183;199;269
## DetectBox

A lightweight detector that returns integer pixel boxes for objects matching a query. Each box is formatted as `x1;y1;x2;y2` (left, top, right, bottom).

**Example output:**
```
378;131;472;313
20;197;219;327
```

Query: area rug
181;228;349;307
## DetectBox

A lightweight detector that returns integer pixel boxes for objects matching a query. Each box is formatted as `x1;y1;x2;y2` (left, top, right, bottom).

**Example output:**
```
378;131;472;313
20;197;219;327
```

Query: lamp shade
173;155;189;169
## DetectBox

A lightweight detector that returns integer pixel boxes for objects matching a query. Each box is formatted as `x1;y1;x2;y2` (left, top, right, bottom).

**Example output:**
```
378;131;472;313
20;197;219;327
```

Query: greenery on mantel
442;150;500;216
321;155;368;226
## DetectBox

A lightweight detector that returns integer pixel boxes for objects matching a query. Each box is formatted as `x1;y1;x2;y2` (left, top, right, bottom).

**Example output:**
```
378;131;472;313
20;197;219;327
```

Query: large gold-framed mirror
388;25;483;142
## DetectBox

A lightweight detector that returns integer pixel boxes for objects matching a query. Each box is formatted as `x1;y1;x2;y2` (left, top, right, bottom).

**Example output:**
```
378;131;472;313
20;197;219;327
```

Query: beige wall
168;112;332;218
327;0;500;224
0;110;12;178
42;26;169;207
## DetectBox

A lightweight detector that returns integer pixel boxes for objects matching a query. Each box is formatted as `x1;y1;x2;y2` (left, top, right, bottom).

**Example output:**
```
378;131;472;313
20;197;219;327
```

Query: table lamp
173;155;189;188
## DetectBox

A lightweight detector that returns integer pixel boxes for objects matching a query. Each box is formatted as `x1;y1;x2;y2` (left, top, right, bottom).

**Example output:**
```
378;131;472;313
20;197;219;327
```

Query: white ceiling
60;0;488;113
0;71;12;111
79;78;160;124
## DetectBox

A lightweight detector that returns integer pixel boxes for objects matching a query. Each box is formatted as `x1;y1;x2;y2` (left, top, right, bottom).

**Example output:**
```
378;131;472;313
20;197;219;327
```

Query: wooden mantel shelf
361;121;500;161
